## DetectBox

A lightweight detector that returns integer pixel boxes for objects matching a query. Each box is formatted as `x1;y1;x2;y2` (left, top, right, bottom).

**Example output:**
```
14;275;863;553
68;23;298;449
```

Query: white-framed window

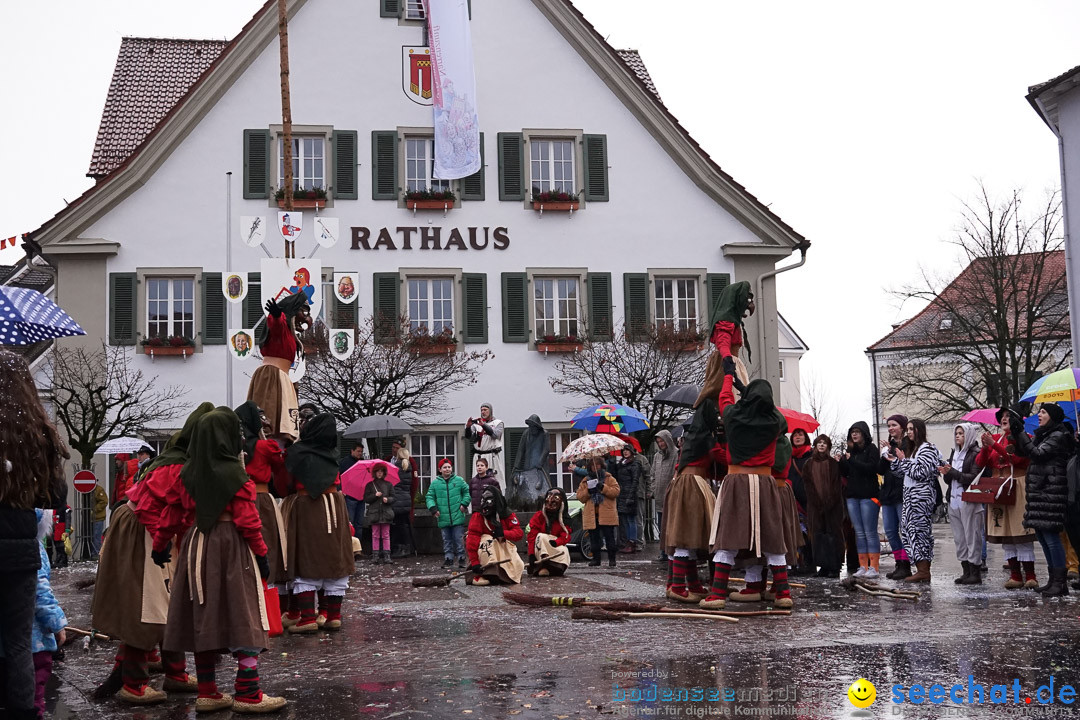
779;359;786;381
405;0;425;19
405;137;450;193
278;136;325;190
547;431;583;493
407;277;455;335
530;139;575;194
146;277;195;340
410;433;457;494
654;277;698;332
534;277;580;339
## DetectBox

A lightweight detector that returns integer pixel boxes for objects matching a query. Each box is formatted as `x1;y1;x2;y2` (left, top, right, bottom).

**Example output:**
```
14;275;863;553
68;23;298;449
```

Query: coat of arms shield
403;46;434;106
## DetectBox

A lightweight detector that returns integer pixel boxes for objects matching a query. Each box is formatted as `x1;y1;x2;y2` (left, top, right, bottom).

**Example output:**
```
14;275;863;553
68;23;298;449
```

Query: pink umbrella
341;459;400;499
961;408;1001;426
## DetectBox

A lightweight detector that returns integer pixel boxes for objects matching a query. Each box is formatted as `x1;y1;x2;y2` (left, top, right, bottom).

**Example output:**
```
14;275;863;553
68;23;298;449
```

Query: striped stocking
194;651;221;699
233;650;262;703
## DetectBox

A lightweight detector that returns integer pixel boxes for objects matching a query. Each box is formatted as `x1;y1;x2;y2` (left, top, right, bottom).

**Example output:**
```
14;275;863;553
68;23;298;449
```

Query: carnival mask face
259;410;271;434
295;307;313;332
480;488;497;516
544;491;562;512
298;407;316;431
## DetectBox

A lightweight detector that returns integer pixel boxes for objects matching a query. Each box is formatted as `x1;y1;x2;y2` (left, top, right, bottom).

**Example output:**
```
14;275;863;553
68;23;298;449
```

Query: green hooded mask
235;400;263;463
285;413;339;496
677;398;721;473
180;407;250;534
772;416;792;475
722;379;783;466
710;280;753;361
140;402;216;477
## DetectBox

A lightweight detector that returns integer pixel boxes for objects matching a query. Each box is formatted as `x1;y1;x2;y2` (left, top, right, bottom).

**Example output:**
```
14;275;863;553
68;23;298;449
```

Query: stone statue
507;414;550;511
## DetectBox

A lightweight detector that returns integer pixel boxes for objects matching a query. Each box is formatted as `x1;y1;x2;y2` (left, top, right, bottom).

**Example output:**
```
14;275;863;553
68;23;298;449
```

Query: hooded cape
142;402;216;476
255;292;308;348
285;413;340;496
677;398;721;472
514;414;547;472
711;280;753;361
180;407;250;534
235;401;263;462
722;379;783;466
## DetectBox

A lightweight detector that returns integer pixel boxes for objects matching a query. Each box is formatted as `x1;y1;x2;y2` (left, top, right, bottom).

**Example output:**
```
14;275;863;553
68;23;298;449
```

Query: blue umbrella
570;403;650;433
0;287;86;345
1024;403;1077;434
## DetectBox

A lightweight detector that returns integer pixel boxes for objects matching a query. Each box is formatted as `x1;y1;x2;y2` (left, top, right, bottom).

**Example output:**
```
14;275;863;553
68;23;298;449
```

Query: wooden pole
277;0;294;258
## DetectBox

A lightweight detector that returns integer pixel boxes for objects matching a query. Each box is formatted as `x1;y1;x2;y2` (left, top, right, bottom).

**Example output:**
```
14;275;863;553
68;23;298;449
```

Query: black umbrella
343;415;414;440
652;383;701;409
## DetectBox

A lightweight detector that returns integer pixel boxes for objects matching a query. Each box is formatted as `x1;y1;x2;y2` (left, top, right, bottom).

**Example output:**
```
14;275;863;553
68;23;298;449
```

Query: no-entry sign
73;470;97;493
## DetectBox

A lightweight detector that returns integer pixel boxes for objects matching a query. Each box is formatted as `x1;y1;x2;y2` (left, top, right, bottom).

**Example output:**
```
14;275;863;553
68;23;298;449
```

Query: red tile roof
616;49;661;103
866;250;1068;352
87;37;228;178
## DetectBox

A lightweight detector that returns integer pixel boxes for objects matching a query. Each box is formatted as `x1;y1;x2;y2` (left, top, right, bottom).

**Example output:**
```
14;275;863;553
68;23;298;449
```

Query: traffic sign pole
72;467;97;562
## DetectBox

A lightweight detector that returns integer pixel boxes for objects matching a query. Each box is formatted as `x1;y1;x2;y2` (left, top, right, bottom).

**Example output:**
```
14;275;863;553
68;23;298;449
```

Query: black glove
265;298;282;318
470;564;483;575
151;545;172;568
722;356;737;377
1007;410;1024;437
255;554;270;580
491;522;504;539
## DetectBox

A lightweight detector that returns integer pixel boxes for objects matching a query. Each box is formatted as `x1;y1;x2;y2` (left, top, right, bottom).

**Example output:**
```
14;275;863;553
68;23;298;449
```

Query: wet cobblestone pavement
46;527;1080;719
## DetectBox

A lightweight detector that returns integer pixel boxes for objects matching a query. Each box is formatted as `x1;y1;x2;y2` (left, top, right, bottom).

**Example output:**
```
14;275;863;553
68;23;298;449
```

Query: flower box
537;342;583;354
277;198;324;209
657;341;705;352
142;345;192;357
407;199;454;211
414;343;457;355
532;201;579;212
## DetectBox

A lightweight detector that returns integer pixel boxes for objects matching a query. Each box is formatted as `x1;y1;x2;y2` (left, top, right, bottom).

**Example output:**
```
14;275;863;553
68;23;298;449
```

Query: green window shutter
373;272;401;343
623;273;650;341
201;272;226;345
497;132;525;201
586;272;612;341
504;427;527;472
461;132;485;201
462;272;488;343
380;0;401;18
371;131;399;200
582;134;609;202
706;273;731;328
243;272;263;328
501;272;528;342
243;129;270;199
332;130;358;200
108;272;137;346
333;294;359;329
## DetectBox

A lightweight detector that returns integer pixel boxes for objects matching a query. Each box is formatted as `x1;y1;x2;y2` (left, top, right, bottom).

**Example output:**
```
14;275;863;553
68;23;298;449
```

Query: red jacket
128;464;191;554
710;320;743;358
147;476;267;557
260;312;296;361
975;433;1030;474
246;438;286;487
526;510;571;556
465;512;523;567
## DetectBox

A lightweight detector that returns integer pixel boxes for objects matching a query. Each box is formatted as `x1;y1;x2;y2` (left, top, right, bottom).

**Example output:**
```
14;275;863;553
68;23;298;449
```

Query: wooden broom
412;558;513;587
572;607;738;623
502;593;791;617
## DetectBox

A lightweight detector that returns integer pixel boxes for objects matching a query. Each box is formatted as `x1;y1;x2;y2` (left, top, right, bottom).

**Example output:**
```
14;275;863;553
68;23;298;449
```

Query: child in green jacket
426;458;471;568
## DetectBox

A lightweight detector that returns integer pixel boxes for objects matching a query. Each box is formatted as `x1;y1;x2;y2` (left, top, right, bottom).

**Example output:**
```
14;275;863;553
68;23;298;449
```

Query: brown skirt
282;490;356;580
710;473;788;557
776;482;802;567
662;471;716;554
163;521;268;653
91;504;170;650
247;364;298;442
256;492;288;585
987;472;1036;544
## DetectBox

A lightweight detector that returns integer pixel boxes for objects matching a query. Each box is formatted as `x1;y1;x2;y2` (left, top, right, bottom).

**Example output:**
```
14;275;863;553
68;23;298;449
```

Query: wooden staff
64;626;112;641
412;558;512;587
729;577;807;589
572;607;738;623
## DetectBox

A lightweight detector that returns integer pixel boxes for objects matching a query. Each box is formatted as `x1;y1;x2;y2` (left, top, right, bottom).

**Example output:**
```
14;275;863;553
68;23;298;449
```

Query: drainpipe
756;242;809;390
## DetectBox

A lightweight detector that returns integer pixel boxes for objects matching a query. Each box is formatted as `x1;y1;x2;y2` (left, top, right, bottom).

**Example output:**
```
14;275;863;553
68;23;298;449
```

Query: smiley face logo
847;678;876;708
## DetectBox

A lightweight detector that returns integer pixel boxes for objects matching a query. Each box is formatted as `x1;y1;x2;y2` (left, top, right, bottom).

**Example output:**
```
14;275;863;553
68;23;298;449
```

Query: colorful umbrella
1019;368;1080;403
559;434;627;462
0;286;85;345
341;459;400;500
961;408;1002;426
778;407;819;434
570;404;650;433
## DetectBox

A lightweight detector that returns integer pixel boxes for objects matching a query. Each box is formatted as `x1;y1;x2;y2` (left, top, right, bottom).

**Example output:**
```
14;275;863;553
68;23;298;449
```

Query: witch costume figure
701;375;793;611
526;488;572;576
163;407;286;714
247;295;311;443
280;413;355;633
465;484;525;585
508;414;550;511
235;402;288;589
90;402;214;705
696;281;755;407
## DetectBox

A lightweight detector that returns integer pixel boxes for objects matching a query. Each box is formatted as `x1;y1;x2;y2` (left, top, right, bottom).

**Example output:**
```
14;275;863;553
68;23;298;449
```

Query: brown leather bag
961;467;1016;505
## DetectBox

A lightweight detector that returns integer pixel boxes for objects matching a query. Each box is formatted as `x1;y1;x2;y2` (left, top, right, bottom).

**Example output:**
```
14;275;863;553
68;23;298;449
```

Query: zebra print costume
893;442;943;563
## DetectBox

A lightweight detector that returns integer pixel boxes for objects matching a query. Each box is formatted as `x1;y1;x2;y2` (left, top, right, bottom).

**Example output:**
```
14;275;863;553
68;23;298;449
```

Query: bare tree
299;317;493;451
50;344;189;467
799;368;846;447
883;184;1069;421
548;322;708;449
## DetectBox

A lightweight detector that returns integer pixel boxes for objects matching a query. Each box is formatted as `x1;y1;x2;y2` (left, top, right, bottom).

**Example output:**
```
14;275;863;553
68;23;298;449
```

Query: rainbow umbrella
1019;368;1080;403
570;404;650;434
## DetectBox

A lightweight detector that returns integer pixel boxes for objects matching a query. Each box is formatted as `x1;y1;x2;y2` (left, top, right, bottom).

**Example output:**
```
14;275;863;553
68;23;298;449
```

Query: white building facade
32;0;809;492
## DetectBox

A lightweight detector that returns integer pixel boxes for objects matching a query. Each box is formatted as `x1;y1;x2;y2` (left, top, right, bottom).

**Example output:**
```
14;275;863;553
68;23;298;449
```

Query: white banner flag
423;0;481;180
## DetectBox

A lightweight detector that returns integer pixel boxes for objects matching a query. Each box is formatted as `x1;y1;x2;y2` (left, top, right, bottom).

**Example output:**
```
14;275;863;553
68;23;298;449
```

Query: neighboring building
777;313;808;412
865;251;1069;450
1029;65;1080;362
29;0;810;491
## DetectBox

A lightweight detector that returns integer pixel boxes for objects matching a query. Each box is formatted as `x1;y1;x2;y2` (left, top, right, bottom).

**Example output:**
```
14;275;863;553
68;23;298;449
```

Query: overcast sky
4;1;1079;433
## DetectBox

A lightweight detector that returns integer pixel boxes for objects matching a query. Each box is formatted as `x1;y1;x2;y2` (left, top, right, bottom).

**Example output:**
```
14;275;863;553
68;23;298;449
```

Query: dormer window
939;315;953;331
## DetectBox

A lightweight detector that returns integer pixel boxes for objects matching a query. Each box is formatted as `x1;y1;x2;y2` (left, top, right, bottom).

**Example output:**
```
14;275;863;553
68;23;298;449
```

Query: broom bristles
571;607;625;622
